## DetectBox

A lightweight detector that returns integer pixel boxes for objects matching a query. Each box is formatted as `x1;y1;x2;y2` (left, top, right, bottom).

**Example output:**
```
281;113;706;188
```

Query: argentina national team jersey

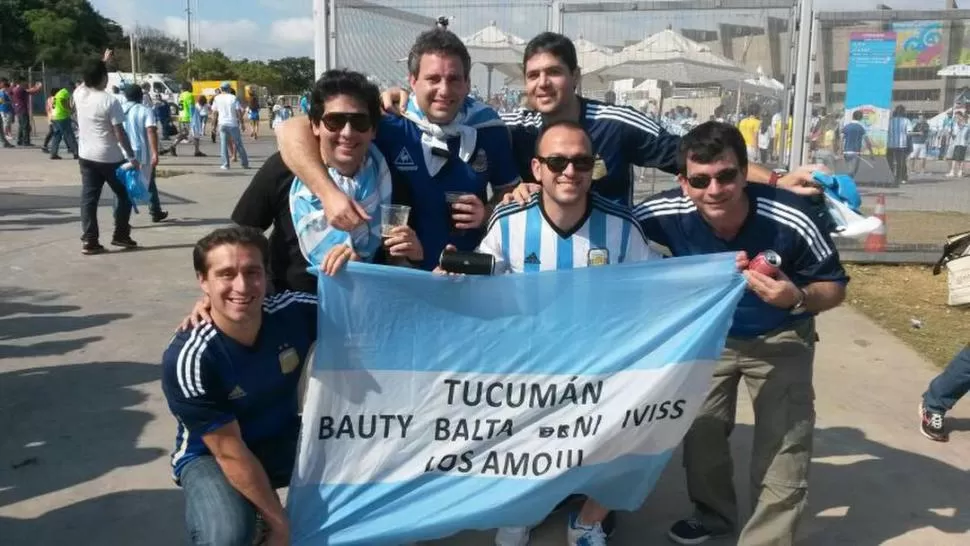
479;192;661;273
634;184;849;338
502;98;681;206
375;107;521;270
161;291;318;481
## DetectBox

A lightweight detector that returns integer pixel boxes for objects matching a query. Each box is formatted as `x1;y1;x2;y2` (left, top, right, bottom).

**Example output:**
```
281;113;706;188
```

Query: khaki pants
684;318;816;546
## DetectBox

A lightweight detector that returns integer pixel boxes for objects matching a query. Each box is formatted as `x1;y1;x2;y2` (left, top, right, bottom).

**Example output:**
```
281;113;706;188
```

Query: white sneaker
900;180;907;184
495;526;531;546
220;164;229;170
566;512;608;546
946;171;956;178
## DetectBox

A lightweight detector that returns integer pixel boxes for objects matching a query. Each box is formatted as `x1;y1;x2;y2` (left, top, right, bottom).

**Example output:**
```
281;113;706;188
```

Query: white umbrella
938;64;970;78
586;29;753;85
461;21;526;96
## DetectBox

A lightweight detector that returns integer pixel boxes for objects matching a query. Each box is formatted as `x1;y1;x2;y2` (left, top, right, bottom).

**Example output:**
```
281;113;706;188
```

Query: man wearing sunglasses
472;120;660;546
634;122;847;546
229;70;419;297
276;28;520;270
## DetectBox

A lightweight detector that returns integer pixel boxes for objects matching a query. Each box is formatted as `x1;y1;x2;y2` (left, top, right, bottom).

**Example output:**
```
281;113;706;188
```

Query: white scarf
401;96;506;176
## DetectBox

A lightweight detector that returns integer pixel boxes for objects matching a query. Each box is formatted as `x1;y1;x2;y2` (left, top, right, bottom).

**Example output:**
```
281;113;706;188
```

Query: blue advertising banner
845;32;897;156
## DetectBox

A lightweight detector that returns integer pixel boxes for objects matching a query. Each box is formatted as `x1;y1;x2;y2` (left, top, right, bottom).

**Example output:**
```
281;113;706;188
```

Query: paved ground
1;135;969;545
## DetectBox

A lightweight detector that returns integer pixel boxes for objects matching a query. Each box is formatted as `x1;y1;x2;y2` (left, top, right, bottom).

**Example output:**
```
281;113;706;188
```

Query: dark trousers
16;112;30;145
79;158;131;243
50;119;77;156
923;345;970;413
42;123;54;149
887;147;908;184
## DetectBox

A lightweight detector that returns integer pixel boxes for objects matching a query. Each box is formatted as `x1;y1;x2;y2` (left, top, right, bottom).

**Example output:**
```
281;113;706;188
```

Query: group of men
0;77;43;148
162;24;847;546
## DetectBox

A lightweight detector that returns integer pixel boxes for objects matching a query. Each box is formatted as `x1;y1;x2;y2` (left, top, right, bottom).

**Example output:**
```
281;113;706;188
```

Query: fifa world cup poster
844;32;897;156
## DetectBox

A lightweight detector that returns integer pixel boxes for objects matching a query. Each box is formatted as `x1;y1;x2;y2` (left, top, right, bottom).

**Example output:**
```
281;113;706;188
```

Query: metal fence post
313;0;330;79
550;1;563;33
789;0;814;169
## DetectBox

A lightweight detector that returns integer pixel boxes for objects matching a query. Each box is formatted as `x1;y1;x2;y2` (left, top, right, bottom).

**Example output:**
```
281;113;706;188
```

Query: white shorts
0;112;12;128
910;143;927;159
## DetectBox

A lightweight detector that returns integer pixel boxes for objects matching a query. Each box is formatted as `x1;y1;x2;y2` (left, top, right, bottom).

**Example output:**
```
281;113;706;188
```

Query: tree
268;57;314;94
174;49;234;81
131;25;185;74
232;59;282;93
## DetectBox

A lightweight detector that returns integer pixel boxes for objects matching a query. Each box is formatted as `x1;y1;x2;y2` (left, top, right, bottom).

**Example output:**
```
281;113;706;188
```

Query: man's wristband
768;170;784;187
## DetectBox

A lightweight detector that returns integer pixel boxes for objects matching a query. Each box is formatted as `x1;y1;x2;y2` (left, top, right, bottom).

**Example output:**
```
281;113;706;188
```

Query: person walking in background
909;113;930;176
49;83;78;160
946;111;970;178
211;81;249;170
197;95;210;135
757;119;771;164
41;87;59;154
74;49;140;255
247;92;261;140
887;105;912;185
163;83;204;157
121;84;168;223
737;104;761;166
920;345;970;442
0;79;14;146
841;110;872;177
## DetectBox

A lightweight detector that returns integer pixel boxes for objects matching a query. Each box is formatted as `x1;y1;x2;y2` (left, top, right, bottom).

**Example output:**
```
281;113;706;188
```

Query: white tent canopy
461;21;526;95
735;66;785;98
586;29;753;85
938;64;970;78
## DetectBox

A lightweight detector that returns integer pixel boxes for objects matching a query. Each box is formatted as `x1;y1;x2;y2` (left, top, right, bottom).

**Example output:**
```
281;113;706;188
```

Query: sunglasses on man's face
685;168;741;189
537;155;596;173
321;112;372;133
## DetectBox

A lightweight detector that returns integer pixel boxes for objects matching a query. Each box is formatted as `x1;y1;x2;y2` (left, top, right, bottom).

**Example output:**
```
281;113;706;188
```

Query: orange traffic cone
864;194;887;252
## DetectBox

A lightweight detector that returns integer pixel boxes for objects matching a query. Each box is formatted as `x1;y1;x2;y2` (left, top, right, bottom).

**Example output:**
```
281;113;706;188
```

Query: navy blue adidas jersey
162;291;317;481
634;184;849;337
375;115;521;270
502;98;680;206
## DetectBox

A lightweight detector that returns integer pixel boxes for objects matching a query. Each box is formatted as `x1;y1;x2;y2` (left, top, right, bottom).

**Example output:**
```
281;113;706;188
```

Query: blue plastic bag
116;164;150;213
812;171;862;213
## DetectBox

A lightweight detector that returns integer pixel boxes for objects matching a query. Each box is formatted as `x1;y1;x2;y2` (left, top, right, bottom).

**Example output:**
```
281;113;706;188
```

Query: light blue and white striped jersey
289;144;391;265
887;115;912;149
480;192;661;274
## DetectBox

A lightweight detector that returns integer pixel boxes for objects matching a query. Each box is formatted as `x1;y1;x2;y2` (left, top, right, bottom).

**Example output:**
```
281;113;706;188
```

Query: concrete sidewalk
1;139;968;545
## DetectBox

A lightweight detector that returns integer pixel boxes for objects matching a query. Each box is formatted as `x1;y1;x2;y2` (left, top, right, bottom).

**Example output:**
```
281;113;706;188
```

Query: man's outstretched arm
276;116;370;231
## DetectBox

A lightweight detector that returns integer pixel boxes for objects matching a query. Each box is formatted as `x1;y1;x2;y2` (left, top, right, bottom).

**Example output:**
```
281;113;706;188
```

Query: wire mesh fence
329;1;970;259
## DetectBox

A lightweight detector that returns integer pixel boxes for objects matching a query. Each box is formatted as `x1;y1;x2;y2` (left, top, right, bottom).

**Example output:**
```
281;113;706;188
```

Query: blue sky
89;0;941;62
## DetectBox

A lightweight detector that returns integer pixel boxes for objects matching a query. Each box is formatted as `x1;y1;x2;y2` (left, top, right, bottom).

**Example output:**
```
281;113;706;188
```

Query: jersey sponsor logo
591;155;608;181
227;385;248;400
524;252;541;265
394;148;418;171
471;149;488;173
279;346;300;374
587;248;610;266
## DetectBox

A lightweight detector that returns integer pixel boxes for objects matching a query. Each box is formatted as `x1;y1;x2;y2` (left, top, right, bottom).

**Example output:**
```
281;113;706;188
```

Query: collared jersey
501;97;680;206
375;114;521;270
480;192;661;274
161;291;318;481
634;184;848;338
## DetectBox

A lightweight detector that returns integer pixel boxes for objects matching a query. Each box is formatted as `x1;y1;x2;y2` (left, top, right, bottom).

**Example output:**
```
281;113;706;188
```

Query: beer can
439;249;495;276
749;250;782;278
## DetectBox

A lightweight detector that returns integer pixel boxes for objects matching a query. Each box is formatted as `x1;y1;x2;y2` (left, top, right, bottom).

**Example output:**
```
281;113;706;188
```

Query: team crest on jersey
471;149;488;173
591;155;608;181
278;345;300;374
587;248;610;266
393;148;418;171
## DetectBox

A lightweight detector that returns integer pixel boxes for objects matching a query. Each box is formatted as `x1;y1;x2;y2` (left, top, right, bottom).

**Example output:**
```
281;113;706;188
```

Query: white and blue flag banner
288;254;746;545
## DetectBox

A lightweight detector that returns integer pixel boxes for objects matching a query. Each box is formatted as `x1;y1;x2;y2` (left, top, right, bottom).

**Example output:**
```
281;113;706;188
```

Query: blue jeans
50;118;77;157
923;345;970;413
219;125;249;168
179;435;297;546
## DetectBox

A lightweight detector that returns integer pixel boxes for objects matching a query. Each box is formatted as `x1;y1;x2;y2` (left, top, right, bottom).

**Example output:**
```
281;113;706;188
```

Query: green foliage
2;0;309;94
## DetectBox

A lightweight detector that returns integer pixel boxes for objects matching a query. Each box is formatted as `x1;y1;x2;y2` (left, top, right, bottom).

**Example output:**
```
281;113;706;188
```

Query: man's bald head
535;120;592;157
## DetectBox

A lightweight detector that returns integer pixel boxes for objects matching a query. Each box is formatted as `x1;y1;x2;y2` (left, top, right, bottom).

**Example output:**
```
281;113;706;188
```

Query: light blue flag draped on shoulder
288;253;746;545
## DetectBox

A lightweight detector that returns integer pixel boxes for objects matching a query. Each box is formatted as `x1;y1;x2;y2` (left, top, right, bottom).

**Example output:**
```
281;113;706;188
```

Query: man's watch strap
790;288;809;315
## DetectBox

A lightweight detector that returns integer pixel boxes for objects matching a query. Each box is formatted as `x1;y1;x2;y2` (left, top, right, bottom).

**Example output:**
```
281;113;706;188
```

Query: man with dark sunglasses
229;70;418;296
472;120;660;546
634;122;847;546
276;27;520;270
